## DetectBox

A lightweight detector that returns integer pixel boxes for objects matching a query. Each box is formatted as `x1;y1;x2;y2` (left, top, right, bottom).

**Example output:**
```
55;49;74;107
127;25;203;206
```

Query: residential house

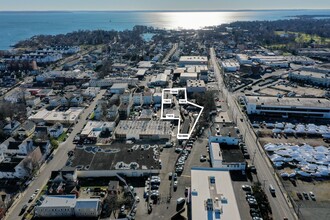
3;121;21;135
48;168;79;196
16;121;36;138
34;126;49;139
108;105;118;121
0;138;34;156
49;123;64;138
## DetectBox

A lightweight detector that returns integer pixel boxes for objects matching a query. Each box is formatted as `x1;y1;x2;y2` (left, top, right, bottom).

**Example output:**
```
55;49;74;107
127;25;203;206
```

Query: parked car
19;205;28;216
200;155;207;162
296;192;303;200
302;192;309;200
309;192;316;201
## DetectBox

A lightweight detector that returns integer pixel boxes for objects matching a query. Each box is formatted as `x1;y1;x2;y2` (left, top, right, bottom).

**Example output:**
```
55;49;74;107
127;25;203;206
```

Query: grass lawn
274;31;330;45
57;132;67;142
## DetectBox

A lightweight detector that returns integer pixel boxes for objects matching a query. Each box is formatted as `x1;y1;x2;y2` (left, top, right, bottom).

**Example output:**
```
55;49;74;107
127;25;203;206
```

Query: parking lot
134;135;210;219
283;179;330;220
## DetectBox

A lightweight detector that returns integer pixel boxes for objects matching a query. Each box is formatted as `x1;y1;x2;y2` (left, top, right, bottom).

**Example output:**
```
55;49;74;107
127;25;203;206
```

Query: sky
0;0;329;11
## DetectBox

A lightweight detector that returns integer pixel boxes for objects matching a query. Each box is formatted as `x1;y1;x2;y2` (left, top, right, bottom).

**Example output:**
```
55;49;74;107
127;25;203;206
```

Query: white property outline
161;88;204;140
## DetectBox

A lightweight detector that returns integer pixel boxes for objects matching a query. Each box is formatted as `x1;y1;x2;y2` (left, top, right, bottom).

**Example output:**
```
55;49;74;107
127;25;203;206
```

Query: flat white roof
191;168;241;220
39;195;76;208
180;72;198;78
222;60;240;67
81;121;115;136
179;56;208;62
210;142;222;161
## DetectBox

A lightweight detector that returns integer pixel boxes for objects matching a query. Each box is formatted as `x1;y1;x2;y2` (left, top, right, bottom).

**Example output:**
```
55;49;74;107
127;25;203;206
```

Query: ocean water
0;10;330;50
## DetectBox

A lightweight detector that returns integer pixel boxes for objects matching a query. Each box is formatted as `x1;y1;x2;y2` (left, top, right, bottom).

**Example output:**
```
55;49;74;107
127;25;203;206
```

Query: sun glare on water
155;12;236;29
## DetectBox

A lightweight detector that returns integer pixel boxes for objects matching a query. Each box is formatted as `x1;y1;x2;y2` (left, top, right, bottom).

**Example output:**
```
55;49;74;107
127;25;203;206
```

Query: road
5;90;106;220
162;43;178;64
210;48;296;220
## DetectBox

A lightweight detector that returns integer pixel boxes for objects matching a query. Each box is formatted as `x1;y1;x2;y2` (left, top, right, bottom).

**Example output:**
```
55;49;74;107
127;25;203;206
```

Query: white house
0;138;34;156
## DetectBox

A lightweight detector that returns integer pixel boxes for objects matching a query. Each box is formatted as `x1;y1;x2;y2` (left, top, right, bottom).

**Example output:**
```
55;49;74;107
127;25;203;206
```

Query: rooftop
115;120;171;137
179;56;208;62
69;141;162;170
245;96;330;109
187;80;206;88
291;70;330;79
38;195;76;208
110;83;129;90
180;72;198;78
191;168;241;220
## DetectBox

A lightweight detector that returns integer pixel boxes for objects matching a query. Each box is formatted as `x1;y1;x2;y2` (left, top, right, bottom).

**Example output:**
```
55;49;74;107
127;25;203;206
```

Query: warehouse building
186;80;206;94
221;60;240;72
288;68;330;87
179;56;208;67
243;96;330;118
191;168;241;220
180;72;198;84
114;120;171;140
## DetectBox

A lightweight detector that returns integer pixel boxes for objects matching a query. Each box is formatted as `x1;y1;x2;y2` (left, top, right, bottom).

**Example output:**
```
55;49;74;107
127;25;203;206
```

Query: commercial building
34;195;101;218
137;61;154;69
209;142;245;170
148;73;168;87
179;56;208;66
109;83;128;94
244;96;330;118
89;78;138;87
191;168;241;220
180;72;198;84
251;55;289;68
288;68;330;87
236;54;252;65
81;121;116;140
186;80;206;94
221;60;240;72
114;120;171;140
29;107;84;124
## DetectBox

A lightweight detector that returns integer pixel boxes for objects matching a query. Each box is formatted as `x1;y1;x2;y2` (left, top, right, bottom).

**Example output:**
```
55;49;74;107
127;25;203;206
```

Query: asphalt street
5;90;106;220
210;48;296;220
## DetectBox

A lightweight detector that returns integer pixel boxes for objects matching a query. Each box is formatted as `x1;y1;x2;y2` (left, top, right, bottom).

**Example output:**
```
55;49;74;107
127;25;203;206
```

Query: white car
135;196;140;203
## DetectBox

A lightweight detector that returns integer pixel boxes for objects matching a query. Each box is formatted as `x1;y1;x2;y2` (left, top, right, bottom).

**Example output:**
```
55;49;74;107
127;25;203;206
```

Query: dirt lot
259;87;286;96
273;84;326;97
258;128;329;147
259;135;329;147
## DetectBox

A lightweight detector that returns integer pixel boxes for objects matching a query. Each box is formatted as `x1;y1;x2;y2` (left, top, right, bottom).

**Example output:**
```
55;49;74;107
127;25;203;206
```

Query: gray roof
245;96;330;109
75;199;100;209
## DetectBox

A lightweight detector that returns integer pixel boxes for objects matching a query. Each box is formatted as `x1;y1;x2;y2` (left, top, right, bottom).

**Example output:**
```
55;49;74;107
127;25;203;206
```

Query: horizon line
1;8;330;13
